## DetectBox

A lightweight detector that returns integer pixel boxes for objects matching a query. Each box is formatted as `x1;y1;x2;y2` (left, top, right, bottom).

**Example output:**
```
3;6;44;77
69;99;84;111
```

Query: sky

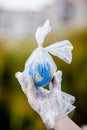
0;0;55;12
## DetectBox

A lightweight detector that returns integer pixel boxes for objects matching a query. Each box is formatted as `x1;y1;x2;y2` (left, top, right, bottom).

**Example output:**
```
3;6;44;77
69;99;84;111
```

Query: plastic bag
24;20;73;87
15;20;75;129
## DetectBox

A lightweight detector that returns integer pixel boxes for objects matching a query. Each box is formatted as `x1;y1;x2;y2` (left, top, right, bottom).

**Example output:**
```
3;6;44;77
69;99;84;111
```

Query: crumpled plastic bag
23;20;73;87
15;20;75;129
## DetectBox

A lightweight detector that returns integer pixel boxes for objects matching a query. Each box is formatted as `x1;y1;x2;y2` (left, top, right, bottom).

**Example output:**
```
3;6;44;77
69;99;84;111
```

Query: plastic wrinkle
15;20;75;129
15;71;75;129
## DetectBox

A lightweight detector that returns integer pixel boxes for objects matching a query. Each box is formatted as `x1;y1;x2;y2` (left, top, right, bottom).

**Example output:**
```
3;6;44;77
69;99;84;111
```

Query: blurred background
0;0;87;130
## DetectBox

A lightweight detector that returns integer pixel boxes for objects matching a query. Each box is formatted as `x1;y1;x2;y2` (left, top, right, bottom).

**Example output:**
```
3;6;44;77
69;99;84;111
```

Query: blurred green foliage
0;29;87;130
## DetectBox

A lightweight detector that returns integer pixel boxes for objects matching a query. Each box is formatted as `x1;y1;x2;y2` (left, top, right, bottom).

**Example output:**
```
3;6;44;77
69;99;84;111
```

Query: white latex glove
15;71;75;130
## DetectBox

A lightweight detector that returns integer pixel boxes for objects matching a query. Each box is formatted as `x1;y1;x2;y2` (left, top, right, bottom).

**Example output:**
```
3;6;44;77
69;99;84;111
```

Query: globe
29;62;53;87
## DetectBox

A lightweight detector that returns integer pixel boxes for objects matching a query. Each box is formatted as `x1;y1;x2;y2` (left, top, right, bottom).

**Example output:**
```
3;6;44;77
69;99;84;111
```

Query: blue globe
29;62;53;87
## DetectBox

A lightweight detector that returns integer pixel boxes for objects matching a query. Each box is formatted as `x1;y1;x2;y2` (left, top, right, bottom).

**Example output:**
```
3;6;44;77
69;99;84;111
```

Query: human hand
15;70;75;129
55;116;82;130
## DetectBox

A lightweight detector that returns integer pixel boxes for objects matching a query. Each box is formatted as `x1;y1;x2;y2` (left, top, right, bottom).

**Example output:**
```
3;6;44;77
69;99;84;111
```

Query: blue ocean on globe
29;62;53;87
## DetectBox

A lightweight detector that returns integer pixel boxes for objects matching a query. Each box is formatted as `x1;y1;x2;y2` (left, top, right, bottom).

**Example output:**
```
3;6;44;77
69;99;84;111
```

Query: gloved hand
15;71;75;130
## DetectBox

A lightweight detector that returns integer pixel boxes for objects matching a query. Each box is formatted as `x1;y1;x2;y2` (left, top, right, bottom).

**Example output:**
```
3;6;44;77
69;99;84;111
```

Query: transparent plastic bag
15;20;75;129
24;20;73;87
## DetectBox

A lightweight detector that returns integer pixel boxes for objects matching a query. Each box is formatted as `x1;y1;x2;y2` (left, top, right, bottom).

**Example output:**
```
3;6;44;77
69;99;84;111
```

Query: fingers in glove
56;70;62;84
49;70;62;94
16;72;29;95
15;72;35;95
53;70;62;89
